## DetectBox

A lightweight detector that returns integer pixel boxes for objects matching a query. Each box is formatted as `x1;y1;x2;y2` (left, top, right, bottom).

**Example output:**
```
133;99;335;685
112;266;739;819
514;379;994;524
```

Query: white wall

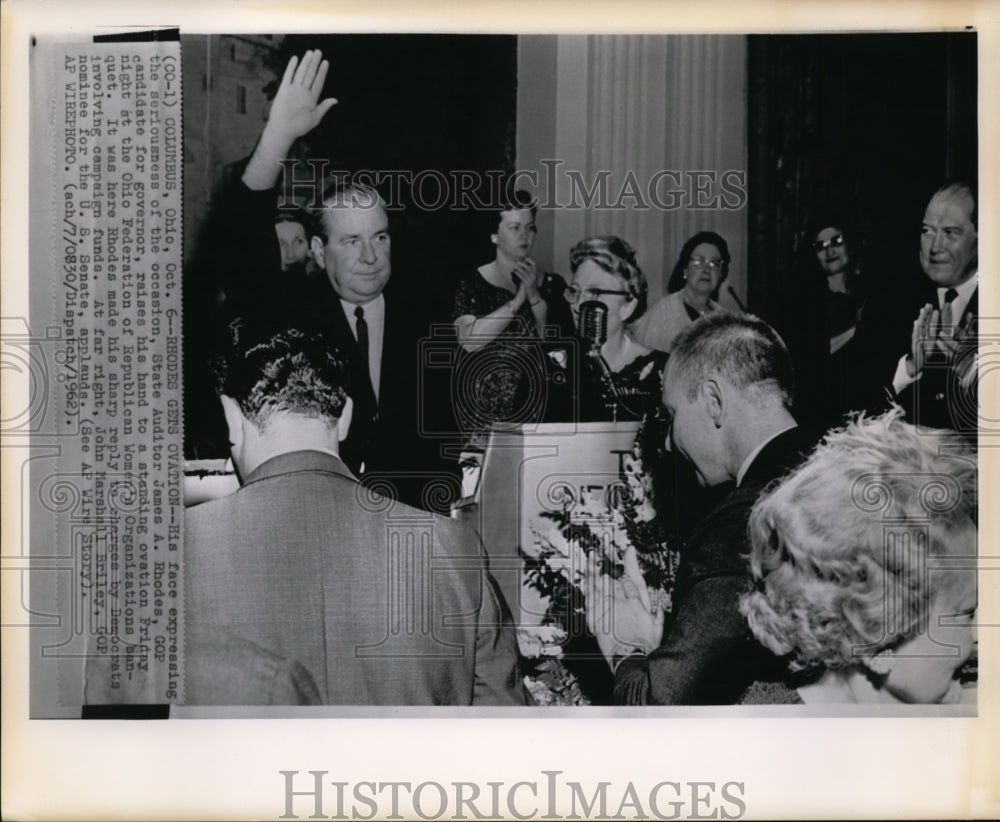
516;35;748;310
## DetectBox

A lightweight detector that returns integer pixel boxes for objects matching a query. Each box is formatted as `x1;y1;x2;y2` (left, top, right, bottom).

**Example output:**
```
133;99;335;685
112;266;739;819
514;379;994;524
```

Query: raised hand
907;303;937;379
266;50;338;145
243;50;337;191
938;306;975;360
907;302;976;381
512;259;541;303
508;276;528;309
584;554;663;668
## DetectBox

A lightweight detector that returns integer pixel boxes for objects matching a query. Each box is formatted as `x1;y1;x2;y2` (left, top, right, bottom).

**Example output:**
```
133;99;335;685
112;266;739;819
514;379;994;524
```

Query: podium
454;421;640;627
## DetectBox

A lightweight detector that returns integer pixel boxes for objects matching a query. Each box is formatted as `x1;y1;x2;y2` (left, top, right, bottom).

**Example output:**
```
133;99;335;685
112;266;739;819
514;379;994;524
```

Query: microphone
579;300;608;350
577;300;621;417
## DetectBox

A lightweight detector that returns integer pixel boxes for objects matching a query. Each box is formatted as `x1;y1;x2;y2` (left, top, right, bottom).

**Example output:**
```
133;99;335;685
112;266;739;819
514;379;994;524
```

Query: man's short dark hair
668;311;795;408
309;179;385;245
211;318;348;427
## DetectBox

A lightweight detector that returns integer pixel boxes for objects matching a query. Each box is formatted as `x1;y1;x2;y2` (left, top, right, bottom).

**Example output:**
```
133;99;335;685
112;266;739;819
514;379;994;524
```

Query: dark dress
451;269;573;443
452;270;539;434
578;348;666;423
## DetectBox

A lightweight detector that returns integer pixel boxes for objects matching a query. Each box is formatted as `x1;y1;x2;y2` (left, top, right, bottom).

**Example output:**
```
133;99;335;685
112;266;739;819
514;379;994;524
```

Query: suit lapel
380;292;403;394
964;286;978;324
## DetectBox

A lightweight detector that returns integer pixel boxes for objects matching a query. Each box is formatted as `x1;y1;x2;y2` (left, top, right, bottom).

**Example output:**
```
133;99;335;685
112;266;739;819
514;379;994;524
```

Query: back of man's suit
184;450;525;705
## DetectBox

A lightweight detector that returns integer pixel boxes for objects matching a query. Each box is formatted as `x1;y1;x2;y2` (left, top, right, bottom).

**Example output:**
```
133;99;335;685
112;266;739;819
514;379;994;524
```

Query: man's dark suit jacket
184;450;526;705
203;172;460;512
848;271;978;436
614;427;815;705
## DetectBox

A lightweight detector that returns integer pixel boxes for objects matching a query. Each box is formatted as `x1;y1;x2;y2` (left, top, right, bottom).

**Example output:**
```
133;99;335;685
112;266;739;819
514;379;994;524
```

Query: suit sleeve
472;570;529;706
614;503;760;706
202;157;285;320
614;572;756;705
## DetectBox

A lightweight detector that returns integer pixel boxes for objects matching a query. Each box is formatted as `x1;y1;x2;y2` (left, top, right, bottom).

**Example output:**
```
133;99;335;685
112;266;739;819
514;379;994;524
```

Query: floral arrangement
519;418;680;705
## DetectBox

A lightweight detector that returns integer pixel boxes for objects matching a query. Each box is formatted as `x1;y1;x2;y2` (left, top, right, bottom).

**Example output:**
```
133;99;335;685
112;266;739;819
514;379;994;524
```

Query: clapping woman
451;191;569;441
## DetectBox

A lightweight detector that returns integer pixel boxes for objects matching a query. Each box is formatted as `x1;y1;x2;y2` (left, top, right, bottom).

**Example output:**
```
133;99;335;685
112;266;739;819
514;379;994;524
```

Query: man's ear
701;378;725;428
220;395;246;454
310;235;326;269
337;396;353;443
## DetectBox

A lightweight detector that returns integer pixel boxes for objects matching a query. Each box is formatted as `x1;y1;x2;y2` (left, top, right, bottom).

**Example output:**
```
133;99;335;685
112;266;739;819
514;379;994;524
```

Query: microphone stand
579;301;622;421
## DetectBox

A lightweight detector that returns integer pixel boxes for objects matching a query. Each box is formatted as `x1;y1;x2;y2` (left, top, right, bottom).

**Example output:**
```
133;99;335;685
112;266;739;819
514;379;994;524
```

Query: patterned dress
451;270;545;443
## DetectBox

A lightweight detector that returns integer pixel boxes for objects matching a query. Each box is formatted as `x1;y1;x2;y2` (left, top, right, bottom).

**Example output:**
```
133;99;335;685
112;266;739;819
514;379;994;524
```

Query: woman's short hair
274;205;313;231
569;235;647;321
739;408;977;673
493;189;538;232
666;230;731;294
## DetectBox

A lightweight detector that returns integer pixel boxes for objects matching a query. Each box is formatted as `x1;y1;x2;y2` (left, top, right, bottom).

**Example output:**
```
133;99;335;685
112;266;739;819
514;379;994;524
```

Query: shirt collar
340;293;385;321
938;271;977;305
244;448;352;486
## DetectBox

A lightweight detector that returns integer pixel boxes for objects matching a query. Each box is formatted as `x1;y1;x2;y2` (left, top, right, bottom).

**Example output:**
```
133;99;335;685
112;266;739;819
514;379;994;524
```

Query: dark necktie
354;305;376;401
941;287;958;332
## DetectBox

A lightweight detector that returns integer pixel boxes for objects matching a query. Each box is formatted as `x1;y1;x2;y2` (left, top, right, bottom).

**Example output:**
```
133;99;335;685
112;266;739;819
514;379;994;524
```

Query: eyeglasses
812;234;845;253
688;256;723;272
564;285;631;303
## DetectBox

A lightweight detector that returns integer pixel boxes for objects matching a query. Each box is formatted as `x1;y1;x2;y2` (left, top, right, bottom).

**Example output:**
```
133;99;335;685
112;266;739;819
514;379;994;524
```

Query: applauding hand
906;302;976;381
584;551;663;669
512;259;541;305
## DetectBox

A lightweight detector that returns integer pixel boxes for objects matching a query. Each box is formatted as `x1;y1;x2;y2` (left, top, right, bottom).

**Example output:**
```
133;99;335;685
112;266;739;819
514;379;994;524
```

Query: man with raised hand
217;50;458;512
